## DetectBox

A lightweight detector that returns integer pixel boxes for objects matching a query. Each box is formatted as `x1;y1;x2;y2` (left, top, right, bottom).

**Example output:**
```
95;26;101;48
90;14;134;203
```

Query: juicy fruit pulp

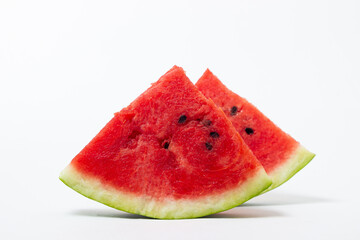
196;69;315;191
60;66;271;219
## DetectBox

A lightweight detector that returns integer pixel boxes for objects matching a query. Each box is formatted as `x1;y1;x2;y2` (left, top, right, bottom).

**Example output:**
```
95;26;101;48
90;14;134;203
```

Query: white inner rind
265;145;315;192
59;165;271;219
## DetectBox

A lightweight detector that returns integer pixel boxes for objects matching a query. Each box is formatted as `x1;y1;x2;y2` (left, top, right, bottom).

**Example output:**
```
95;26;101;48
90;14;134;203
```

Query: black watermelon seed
205;142;213;150
203;119;212;126
163;142;169;149
230;106;238;116
245;127;254;135
178;115;187;124
210;132;219;138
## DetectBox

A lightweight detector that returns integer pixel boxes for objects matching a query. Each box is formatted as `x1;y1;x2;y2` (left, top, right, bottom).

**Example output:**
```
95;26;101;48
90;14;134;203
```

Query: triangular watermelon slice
60;66;271;219
196;69;315;192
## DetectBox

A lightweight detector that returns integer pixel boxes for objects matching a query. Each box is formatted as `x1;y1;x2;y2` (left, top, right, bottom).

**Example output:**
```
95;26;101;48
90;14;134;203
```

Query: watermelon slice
60;66;271;219
196;69;315;192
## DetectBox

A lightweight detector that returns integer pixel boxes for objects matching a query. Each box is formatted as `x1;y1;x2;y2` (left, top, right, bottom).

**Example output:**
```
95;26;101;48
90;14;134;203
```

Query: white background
1;0;359;239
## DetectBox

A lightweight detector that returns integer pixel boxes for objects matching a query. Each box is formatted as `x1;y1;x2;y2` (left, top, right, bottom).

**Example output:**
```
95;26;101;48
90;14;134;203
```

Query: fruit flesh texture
196;69;313;180
66;66;268;203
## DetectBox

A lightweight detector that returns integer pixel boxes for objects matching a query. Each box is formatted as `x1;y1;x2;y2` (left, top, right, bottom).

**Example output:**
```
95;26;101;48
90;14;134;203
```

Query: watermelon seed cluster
177;114;221;151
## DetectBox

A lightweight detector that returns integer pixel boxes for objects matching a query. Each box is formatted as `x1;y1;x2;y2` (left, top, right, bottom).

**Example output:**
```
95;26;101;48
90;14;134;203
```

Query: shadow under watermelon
71;207;283;219
241;192;332;207
202;207;283;218
71;208;152;219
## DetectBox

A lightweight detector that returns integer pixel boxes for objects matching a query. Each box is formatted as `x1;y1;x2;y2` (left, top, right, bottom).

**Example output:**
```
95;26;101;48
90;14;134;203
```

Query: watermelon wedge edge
59;165;271;219
265;145;315;192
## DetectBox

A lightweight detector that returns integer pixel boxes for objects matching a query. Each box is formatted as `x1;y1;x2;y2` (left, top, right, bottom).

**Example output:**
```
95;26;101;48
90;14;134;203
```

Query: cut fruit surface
60;66;271;219
196;69;315;192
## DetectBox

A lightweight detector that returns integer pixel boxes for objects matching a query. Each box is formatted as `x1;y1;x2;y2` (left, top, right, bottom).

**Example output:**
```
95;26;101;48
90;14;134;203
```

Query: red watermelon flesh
196;69;315;192
60;66;271;219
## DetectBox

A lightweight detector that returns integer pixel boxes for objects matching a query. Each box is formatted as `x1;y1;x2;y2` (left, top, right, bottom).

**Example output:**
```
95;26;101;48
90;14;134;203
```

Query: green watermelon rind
263;145;315;193
59;165;271;219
